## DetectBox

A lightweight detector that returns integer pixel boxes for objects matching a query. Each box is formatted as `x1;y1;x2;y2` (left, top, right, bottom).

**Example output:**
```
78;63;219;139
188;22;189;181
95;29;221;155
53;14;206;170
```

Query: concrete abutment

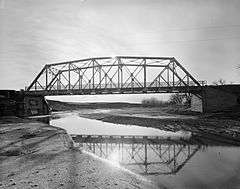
0;90;50;117
191;85;240;113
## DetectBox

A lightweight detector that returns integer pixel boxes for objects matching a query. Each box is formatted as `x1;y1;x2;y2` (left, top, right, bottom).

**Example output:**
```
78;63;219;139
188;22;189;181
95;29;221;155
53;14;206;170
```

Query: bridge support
190;94;203;112
22;94;50;117
191;85;240;113
0;90;50;117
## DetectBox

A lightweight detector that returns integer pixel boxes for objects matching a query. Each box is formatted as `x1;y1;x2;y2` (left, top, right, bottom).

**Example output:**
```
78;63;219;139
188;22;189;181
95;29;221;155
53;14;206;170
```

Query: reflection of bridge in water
71;135;201;175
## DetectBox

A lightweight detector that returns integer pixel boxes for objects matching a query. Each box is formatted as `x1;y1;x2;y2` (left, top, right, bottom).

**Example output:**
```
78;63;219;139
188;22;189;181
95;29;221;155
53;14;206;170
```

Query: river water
50;112;240;189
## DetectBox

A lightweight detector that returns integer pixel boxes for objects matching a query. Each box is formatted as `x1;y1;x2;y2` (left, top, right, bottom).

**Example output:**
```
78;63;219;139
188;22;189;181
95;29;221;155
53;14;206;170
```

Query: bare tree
212;78;226;85
169;93;191;106
141;97;168;106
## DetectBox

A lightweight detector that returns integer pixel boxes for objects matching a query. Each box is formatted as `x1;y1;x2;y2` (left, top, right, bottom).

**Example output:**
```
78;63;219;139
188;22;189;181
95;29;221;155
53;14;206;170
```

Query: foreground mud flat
0;117;154;189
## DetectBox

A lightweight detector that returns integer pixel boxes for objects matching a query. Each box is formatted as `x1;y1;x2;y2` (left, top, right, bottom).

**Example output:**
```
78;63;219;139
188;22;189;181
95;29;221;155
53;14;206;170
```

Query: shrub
141;97;169;106
169;93;191;106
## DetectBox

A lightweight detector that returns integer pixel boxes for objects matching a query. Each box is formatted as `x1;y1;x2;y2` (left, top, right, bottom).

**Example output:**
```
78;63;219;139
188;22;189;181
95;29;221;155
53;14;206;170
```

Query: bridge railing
27;80;206;91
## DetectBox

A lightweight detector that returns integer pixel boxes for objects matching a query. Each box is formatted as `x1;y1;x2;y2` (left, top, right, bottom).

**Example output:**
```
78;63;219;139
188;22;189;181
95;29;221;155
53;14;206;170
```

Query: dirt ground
0;117;154;189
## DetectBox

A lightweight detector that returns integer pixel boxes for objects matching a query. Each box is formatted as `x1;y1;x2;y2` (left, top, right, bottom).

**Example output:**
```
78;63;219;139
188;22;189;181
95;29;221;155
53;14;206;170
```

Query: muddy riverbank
0;116;154;189
48;100;240;145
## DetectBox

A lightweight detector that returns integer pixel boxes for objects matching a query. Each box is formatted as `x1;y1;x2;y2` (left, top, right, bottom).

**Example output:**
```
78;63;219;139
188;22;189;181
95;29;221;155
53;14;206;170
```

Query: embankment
48;100;240;145
0;116;154;189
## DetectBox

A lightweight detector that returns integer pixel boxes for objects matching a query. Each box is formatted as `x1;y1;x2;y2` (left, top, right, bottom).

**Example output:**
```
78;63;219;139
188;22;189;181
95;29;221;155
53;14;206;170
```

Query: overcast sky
1;0;240;91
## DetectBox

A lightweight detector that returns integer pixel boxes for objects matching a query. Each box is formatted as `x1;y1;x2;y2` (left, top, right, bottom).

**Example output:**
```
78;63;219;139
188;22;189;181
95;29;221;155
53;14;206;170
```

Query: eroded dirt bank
79;110;240;145
48;100;240;145
0;117;154;189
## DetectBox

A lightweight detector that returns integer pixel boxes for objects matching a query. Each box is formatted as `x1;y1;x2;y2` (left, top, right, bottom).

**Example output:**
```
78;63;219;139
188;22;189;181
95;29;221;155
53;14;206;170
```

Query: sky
1;0;240;102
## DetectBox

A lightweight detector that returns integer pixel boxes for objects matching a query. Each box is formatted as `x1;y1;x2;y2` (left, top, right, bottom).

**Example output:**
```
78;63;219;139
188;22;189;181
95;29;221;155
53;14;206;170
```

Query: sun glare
110;54;117;59
83;150;151;184
107;150;121;167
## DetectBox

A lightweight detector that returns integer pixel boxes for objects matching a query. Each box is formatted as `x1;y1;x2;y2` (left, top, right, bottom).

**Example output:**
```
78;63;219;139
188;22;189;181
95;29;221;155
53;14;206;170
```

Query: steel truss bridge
72;134;201;175
26;56;206;95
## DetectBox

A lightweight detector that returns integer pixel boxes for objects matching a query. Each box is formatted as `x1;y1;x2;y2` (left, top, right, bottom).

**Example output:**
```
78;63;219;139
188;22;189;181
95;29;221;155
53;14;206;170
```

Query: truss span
26;56;205;95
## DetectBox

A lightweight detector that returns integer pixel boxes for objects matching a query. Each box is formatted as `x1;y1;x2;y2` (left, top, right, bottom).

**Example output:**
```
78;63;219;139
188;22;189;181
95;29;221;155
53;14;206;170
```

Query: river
50;111;240;189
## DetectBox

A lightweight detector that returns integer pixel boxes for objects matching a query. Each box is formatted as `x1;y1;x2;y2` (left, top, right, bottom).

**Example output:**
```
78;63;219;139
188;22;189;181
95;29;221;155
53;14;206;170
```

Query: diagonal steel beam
27;65;46;91
173;58;201;86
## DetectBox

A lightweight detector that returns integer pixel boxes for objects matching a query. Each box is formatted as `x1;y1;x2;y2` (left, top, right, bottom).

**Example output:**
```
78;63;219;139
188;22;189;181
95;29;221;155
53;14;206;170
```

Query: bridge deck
26;85;203;96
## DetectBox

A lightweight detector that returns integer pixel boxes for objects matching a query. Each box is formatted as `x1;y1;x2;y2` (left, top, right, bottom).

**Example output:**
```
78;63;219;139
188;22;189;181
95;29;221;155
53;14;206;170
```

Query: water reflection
72;135;201;175
53;113;240;188
50;113;192;138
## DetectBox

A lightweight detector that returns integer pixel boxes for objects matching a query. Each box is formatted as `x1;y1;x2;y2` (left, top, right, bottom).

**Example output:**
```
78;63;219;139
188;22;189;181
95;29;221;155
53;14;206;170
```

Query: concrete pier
0;90;50;117
191;85;240;112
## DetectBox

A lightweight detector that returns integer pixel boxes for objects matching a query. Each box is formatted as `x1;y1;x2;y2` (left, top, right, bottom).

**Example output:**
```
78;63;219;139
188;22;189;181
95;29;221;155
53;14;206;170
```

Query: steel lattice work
72;135;200;175
26;56;205;95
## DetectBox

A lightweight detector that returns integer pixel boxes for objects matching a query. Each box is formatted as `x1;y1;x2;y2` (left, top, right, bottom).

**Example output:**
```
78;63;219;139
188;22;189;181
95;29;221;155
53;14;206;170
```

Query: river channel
50;111;240;189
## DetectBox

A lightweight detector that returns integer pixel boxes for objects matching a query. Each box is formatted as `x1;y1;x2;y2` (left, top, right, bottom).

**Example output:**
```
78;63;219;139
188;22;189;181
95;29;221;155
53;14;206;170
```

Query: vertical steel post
120;58;123;89
131;73;134;92
167;66;170;86
45;65;48;89
143;59;146;91
173;145;176;169
106;142;108;158
59;73;61;90
78;69;81;90
68;63;71;90
118;58;120;89
131;143;134;159
92;60;95;89
144;142;147;174
110;79;112;88
168;145;171;160
99;66;101;89
80;75;82;90
105;73;107;88
57;73;60;90
159;144;162;156
172;62;175;87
